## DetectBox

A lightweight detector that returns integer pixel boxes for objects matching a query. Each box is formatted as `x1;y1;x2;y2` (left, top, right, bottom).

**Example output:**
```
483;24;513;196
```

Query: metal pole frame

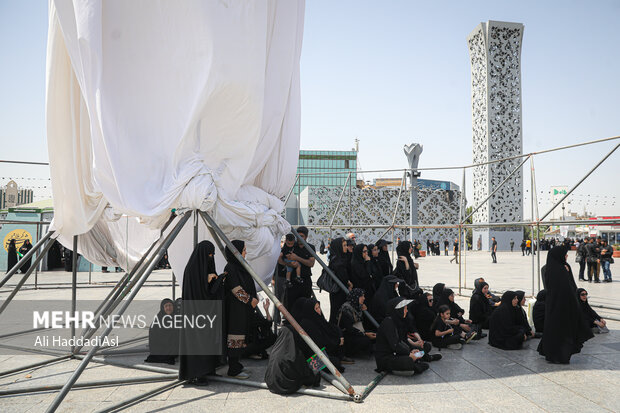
0;230;54;288
463;155;530;224
530;160;535;297
458;168;465;295
35;222;40;289
199;211;359;401
531;157;542;292
45;211;191;413
77;214;177;349
291;229;380;329
329;172;352;236
376;170;407;241
71;236;78;354
0;238;56;316
539;142;620;221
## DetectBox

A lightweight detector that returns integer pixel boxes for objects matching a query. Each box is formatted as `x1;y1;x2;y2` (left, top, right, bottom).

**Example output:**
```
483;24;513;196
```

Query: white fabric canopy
46;0;304;284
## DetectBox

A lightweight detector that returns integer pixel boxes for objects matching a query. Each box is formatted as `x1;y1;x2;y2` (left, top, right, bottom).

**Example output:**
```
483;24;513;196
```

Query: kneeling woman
375;297;429;375
488;291;526;350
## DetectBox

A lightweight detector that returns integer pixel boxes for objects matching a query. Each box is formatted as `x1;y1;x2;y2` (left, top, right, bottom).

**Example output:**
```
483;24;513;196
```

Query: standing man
287;226;316;306
585;237;600;283
577;238;588;281
450;238;459;264
510;239;514;252
525;239;531;256
444;239;449;256
600;239;614;282
491;237;498;263
520;239;526;256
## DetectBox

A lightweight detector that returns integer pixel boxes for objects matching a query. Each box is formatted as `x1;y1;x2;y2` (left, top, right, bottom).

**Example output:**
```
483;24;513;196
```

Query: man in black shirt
491;237;498;263
444;240;449;256
285;226;316;308
450;238;458;264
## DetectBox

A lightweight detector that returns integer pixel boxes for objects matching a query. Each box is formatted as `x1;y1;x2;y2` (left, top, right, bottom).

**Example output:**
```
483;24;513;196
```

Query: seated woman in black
488;291;526;350
431;305;470;349
393;241;420;298
431;283;445;312
297;297;346;371
412;292;437;341
515;290;535;340
350;244;375;302
337;288;374;357
369;275;402;324
533;289;546;334
437;288;473;334
375;297;429;375
327;238;351;323
469;281;494;330
244;298;277;360
576;288;608;333
145;298;178;365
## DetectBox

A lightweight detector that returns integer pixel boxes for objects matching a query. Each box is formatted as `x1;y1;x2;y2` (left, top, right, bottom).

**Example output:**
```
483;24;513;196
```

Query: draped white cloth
46;0;304;284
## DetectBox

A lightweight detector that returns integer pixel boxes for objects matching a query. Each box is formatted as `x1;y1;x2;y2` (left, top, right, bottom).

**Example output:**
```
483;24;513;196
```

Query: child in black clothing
431;305;475;349
279;234;302;287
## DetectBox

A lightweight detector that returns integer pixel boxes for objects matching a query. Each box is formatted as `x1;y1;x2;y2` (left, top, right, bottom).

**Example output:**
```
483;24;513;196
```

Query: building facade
294;150;357;195
467;21;524;251
0;180;34;210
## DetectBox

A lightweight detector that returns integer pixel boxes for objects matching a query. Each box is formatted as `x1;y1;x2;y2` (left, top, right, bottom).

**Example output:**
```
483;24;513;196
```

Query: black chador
350;244;375;301
18;239;33;273
145;298;179;365
488;291;525;350
393;241;419;297
537;246;593;363
6;239;18;273
179;241;223;384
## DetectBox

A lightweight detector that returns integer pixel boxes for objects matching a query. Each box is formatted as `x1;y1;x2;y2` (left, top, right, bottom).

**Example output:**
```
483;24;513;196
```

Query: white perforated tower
467;21;524;251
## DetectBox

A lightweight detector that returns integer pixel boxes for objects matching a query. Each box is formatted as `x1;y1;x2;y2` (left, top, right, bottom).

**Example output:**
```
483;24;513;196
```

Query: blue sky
0;1;619;216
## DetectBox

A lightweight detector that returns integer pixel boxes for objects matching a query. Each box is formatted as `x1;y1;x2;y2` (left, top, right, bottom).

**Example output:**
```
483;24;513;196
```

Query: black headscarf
386;297;409;333
431;283;445;311
488;291;525;350
328;238;349;284
413;292;436;340
350;244;373;296
576;288;601;328
533;289;546;333
369;275;403;323
375;239;393;277
145;298;178;364
367;243;383;290
225;240;245;265
394;241;418;287
179;241;222;379
339;288;365;324
537;245;593;363
438;288;465;320
469;280;493;325
297;297;341;357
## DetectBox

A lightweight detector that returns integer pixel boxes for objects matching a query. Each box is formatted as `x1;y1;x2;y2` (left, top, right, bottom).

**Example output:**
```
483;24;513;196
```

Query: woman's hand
340;337;344;346
251;298;259;308
447;328;454;334
347;281;353;291
365;332;376;339
361;303;368;311
263;298;270;312
208;273;218;283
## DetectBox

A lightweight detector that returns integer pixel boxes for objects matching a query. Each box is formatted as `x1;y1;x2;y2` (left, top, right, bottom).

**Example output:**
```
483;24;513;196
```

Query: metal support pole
329;173;352;236
530;161;535;297
76;214;180;352
458;168;465;295
361;372;387;400
171;272;176;301
463;155;530;224
348;172;352;231
45;212;191;413
531;157;542;292
71;236;78;354
35;222;40;289
193;210;199;248
0;230;54;288
0;238;55;316
291;229;379;329
0;375;178;397
539;142;620;221
377;170;407;241
200;211;358;399
96;380;184;413
88;263;92;284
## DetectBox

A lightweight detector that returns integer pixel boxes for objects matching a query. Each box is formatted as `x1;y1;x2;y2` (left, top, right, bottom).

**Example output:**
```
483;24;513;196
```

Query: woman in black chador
393;241;419;298
369;275;402;324
469;281;493;330
532;289;546;334
327;238;350;323
350;244;375;301
375;239;393;278
18;239;33;273
6;239;18;273
179;241;223;385
145;298;178;365
576;288;608;333
224;240;258;378
337;288;373;357
537;246;593;363
488;291;526;350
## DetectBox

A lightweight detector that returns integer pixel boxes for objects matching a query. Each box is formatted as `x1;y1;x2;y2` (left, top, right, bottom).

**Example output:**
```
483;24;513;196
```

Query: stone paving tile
167;382;229;400
458;387;546;413
350;393;419;413
562;381;620;412
406;390;482;412
512;383;612;413
226;396;292;413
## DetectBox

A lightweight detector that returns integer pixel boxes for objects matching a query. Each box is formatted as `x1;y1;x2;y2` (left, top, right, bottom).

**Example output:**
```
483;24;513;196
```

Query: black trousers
376;355;429;374
587;261;599;282
343;333;372;357
432;335;462;348
578;260;586;279
491;251;497;262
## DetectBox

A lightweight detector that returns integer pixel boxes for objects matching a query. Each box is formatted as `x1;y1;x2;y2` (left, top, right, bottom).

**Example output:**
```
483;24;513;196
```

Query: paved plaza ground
0;249;619;412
